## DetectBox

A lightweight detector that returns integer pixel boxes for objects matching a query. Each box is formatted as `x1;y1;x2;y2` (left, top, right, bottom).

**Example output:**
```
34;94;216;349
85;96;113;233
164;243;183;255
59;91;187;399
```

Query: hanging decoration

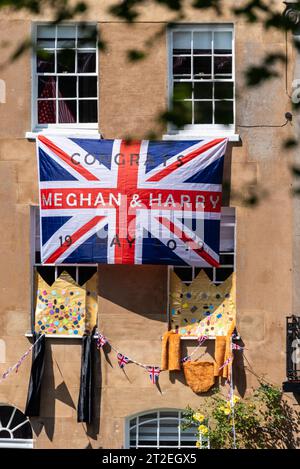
0;333;45;384
34;271;98;337
169;270;236;337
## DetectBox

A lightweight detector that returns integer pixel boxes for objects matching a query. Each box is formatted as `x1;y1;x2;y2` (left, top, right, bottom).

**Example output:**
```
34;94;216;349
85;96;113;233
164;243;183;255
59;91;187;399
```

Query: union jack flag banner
37;135;227;266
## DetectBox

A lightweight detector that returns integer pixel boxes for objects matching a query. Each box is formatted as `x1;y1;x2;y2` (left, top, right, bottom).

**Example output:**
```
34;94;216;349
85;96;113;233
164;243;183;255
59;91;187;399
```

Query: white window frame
31;22;99;134
165;23;236;140
125;409;209;449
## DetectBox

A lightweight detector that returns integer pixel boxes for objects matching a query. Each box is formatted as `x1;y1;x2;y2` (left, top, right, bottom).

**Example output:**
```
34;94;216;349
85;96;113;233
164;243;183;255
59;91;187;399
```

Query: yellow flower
198;425;208;435
223;407;231;415
193;412;205;423
233;395;240;404
196;441;201;448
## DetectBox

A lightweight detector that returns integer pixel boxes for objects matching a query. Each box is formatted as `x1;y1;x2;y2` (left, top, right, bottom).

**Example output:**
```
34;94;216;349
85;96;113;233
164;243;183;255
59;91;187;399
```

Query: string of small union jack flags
96;331;244;385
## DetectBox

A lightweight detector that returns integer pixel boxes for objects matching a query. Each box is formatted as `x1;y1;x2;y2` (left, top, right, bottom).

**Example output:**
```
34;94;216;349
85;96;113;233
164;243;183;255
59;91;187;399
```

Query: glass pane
214;31;232;54
57;49;75;73
173;82;192;100
214;56;232;76
38;76;56;98
78;267;97;286
173;32;191;54
58;76;76;98
79;77;97;98
215;82;234;99
37;50;55;73
194;56;211;78
58;100;76;123
173;56;191;77
203;268;214;281
38;100;56;124
78;51;96;73
215;100;234;124
57;25;76;48
193;32;212;54
79;100;98;123
194;82;212;99
194;101;213;124
173;267;193;282
78;25;97;48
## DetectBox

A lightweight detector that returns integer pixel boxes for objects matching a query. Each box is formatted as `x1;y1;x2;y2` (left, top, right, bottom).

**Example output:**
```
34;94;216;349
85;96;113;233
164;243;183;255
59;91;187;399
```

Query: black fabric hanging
77;333;94;423
25;332;46;417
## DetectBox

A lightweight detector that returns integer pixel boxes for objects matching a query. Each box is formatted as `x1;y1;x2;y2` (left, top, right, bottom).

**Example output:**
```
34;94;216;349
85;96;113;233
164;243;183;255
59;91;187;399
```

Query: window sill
163;133;240;142
25;128;102;140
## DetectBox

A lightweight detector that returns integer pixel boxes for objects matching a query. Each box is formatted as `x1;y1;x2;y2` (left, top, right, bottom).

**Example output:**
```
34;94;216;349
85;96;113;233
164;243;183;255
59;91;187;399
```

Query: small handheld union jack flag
96;334;107;350
117;353;130;369
197;335;208;344
146;366;161;384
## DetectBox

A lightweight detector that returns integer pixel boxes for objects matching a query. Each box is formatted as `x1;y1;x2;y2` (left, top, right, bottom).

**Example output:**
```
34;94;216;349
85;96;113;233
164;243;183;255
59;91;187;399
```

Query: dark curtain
25;332;46;417
77;332;94;423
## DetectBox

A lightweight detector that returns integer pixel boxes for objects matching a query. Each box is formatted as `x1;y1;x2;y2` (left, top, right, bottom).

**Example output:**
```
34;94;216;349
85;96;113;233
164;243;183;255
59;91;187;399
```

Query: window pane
79;77;97;98
173;82;192;100
57;49;75;73
38;100;56;124
57;25;76;48
215;100;234;124
214;31;232;54
193;56;211;78
38;76;56;98
214;56;232;77
173;56;191;77
78;25;97;48
215;82;234;99
58;76;77;98
78;51;96;73
37;50;55;73
79;100;98;123
173;32;191;54
193;32;212;54
194;101;213;124
57;266;77;280
58;100;77;123
194;82;213;99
